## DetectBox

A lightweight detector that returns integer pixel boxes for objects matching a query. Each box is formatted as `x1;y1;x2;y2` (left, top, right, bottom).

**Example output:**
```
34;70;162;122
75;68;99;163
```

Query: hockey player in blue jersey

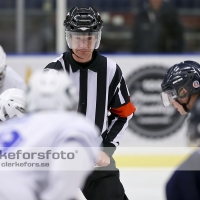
166;97;200;200
161;60;200;200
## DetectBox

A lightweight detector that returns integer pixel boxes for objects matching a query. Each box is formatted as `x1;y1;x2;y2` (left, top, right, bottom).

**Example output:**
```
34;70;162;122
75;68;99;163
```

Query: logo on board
126;65;186;138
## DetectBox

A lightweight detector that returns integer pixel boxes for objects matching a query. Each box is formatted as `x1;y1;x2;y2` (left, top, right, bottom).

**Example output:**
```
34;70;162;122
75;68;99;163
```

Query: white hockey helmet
0;88;26;122
26;70;78;112
0;45;6;87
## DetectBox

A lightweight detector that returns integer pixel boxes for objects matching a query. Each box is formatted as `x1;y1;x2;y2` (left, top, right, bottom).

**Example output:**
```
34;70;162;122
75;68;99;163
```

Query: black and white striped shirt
45;50;136;155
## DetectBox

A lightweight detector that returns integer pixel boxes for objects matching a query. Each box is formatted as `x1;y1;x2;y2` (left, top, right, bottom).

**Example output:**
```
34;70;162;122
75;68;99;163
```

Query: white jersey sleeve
0;66;26;94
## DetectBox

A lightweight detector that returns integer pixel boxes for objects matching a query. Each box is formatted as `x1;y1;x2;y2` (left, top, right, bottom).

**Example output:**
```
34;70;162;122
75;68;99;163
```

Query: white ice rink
77;167;175;200
76;147;195;200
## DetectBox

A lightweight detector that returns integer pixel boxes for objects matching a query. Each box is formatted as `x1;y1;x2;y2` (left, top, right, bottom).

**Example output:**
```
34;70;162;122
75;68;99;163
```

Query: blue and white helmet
26;70;78;112
0;45;6;87
0;88;26;121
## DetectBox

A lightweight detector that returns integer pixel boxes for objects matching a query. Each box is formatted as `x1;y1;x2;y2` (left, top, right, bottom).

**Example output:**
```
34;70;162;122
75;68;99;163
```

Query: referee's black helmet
64;7;103;33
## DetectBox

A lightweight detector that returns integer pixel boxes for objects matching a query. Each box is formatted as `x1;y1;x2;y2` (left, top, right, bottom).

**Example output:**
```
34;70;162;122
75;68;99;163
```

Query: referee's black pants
81;156;129;200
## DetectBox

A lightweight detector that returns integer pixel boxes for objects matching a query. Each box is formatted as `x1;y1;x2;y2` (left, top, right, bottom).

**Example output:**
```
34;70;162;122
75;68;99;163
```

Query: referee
44;7;136;200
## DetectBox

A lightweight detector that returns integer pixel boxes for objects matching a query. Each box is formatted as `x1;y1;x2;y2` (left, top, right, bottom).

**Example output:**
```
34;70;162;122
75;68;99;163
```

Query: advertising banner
7;54;200;149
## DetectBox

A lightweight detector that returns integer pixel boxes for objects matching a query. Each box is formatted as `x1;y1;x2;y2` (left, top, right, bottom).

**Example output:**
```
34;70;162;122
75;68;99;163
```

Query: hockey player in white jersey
0;45;26;93
0;70;101;200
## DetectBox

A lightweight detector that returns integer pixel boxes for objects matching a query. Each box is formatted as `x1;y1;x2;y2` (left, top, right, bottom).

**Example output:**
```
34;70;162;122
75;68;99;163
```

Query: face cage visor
161;89;178;107
65;31;101;50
